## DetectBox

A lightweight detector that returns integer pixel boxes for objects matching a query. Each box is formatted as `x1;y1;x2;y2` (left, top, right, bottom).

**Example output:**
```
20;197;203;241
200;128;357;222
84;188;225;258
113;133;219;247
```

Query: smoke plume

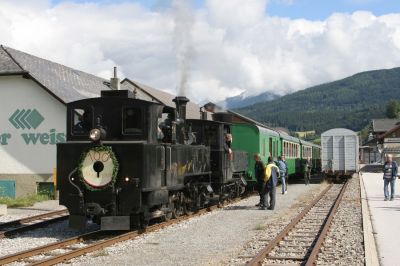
172;0;194;96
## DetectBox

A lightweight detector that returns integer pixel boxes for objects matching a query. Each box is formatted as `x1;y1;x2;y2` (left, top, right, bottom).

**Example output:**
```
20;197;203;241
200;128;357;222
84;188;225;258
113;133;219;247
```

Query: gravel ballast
0;184;333;266
0;200;92;259
316;175;364;265
57;183;323;266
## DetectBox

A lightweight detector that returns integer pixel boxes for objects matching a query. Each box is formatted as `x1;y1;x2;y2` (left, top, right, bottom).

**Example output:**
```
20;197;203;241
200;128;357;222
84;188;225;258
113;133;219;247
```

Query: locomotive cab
187;113;247;199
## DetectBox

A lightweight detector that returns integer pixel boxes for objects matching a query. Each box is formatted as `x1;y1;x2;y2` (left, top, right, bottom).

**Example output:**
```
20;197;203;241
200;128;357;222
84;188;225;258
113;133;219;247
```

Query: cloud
0;1;400;103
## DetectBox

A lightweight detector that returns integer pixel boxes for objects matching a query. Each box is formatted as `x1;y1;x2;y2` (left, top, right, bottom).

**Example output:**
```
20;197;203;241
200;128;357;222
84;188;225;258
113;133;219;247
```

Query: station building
0;45;202;198
361;118;400;164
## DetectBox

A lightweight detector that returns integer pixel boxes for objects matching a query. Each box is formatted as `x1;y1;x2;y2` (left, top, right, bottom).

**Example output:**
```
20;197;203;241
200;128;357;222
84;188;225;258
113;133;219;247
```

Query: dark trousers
257;180;263;204
260;182;276;209
304;171;311;185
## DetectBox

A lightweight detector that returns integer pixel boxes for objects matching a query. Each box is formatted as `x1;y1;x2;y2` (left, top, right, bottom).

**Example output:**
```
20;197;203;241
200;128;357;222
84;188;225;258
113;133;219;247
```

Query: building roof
122;78;203;120
0;47;25;75
0;45;113;103
378;124;400;140
0;45;204;118
372;119;400;133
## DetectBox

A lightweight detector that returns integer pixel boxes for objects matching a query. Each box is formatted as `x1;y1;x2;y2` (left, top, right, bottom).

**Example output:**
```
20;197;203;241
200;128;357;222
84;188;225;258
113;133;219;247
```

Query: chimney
173;96;189;121
110;66;120;90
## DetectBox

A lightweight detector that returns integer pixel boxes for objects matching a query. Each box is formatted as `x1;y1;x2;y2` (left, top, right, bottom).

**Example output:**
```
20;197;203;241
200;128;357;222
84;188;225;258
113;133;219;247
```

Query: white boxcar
321;128;359;177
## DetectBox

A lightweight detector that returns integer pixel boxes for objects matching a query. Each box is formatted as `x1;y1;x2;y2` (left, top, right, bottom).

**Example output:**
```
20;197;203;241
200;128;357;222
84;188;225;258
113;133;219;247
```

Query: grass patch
0;193;52;208
253;224;267;230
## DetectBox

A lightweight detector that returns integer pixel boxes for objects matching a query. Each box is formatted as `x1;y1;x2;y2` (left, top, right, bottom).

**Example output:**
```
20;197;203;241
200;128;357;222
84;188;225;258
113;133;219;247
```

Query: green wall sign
0;109;65;146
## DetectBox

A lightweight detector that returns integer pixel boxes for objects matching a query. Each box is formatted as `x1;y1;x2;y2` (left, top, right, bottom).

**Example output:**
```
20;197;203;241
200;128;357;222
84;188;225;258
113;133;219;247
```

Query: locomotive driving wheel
164;196;175;221
172;193;185;219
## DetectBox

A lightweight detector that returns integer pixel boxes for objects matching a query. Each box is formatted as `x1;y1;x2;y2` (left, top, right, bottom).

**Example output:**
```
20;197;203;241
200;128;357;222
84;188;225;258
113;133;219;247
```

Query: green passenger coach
231;121;321;187
300;140;321;173
280;134;301;176
231;123;280;185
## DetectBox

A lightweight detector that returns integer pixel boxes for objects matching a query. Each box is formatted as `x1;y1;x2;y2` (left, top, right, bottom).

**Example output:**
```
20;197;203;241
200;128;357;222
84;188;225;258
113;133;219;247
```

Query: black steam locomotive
57;89;248;230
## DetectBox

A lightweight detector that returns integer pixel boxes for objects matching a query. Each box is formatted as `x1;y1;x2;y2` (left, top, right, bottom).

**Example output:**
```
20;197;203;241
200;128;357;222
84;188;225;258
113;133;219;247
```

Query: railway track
0;196;246;265
246;180;348;266
0;209;69;239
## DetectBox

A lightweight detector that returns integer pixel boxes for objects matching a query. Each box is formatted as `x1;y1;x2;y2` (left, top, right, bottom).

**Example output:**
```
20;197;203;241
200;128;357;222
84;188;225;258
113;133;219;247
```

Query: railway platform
361;168;399;266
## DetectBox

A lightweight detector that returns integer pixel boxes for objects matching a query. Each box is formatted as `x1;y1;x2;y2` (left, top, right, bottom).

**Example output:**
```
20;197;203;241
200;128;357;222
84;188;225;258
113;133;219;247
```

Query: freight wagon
321;128;359;178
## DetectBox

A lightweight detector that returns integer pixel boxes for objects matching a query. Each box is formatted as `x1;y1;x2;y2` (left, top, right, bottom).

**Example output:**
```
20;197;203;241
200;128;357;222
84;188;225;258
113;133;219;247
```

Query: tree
359;123;372;145
386;100;400;118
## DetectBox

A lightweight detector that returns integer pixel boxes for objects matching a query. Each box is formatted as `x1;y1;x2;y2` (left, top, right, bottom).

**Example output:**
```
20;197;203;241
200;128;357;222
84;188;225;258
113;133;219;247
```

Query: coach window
123;107;143;134
72;108;93;135
286;142;289;157
262;140;265;157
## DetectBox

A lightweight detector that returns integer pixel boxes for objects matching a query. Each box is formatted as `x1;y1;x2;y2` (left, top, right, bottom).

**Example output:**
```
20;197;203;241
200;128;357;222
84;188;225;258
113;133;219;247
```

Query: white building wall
0;76;66;175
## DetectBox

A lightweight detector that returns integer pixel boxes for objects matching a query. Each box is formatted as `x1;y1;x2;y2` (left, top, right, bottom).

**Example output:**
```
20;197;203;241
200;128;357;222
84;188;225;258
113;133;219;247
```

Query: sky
1;0;400;103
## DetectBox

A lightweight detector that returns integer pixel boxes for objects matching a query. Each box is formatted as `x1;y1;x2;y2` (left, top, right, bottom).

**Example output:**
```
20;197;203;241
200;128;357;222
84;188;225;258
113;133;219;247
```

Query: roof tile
0;46;24;74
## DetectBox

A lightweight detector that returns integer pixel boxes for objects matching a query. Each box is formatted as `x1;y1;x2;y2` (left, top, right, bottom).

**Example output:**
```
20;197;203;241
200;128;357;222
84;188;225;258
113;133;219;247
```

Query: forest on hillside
235;67;400;134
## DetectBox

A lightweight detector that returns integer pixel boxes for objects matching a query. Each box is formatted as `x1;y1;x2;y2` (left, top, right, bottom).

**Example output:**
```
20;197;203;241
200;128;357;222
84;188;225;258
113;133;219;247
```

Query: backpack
264;163;280;182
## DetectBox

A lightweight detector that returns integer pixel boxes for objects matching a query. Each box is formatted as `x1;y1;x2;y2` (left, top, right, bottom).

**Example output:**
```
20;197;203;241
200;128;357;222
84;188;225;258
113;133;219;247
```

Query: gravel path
56;184;323;266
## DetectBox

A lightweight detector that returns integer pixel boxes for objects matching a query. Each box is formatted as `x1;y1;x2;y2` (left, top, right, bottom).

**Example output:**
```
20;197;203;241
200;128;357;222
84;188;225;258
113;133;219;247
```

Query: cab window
123;107;143;134
72;108;93;135
204;124;218;146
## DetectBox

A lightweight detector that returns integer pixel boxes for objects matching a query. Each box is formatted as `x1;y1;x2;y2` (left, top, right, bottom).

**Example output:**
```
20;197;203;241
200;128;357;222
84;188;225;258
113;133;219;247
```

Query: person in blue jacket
277;155;288;194
383;154;398;201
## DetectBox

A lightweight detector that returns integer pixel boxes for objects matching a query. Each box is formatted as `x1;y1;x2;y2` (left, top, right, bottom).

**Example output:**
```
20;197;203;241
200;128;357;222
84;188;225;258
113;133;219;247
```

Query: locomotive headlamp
89;128;101;141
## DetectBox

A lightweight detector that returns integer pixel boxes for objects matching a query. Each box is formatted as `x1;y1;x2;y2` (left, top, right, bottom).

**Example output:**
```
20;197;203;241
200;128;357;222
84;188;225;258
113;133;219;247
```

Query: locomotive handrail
68;167;82;197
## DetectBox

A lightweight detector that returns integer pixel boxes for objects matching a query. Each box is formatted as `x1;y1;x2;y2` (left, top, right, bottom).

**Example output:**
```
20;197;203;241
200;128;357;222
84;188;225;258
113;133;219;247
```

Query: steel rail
0;209;69;239
305;180;349;265
0;230;106;265
246;184;334;266
0;195;247;265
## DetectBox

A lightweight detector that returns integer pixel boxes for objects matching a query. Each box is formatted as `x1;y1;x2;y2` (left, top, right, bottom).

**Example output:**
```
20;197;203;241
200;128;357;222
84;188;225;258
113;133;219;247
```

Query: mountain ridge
217;91;280;109
234;67;400;133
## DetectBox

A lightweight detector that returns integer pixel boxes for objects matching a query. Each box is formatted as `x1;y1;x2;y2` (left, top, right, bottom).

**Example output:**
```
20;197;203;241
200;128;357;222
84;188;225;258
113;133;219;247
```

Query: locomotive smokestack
173;96;189;121
110;66;120;90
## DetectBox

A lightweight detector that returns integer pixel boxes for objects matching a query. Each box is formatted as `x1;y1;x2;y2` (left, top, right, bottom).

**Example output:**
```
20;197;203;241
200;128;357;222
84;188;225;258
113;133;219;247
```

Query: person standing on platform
264;157;280;210
383;154;398;201
254;154;266;208
278;155;288;194
303;157;312;185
